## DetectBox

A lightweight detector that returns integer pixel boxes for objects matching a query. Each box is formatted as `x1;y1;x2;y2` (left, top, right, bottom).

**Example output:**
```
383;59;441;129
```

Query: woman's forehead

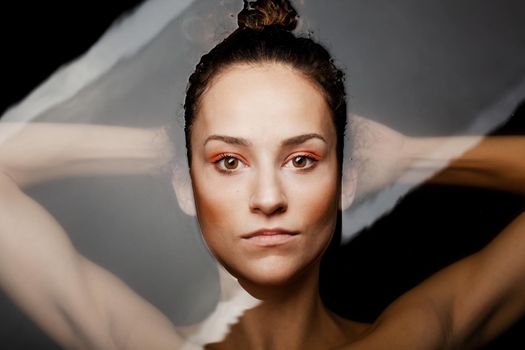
194;63;335;143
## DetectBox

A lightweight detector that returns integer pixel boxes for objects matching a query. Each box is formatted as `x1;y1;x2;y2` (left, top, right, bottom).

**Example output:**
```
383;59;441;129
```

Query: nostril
274;205;287;215
249;193;287;215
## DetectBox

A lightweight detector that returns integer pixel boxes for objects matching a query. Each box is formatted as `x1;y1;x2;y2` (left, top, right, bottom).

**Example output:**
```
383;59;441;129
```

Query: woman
1;0;525;349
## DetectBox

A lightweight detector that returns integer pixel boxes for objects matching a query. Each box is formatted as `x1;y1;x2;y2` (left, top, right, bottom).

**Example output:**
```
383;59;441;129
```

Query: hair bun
237;0;298;32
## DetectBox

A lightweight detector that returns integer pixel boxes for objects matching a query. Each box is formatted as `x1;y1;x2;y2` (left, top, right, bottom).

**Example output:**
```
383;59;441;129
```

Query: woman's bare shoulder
334;306;446;350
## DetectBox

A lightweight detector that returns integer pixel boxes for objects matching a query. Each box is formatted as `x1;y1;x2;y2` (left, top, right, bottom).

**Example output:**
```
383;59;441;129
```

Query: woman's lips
241;229;299;247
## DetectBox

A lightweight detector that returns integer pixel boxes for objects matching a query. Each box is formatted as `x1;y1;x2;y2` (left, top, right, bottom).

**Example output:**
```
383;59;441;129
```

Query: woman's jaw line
224;248;326;303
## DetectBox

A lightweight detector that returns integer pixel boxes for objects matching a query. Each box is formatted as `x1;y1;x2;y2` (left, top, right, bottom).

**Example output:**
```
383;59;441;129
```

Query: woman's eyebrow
203;133;326;147
204;135;251;146
281;133;327;146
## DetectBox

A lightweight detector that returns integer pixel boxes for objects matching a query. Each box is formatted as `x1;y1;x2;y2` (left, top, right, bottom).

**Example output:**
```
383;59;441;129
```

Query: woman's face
189;63;340;287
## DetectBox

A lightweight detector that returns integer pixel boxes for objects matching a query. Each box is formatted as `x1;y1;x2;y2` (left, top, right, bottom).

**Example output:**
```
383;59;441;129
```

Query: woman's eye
285;155;316;169
215;156;245;172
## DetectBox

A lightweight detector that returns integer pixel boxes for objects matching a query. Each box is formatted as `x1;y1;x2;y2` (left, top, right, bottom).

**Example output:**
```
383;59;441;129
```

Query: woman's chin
225;257;315;292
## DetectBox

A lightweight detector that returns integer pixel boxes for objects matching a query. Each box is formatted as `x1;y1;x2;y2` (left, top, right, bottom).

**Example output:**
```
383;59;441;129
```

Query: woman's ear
340;167;357;210
171;166;197;216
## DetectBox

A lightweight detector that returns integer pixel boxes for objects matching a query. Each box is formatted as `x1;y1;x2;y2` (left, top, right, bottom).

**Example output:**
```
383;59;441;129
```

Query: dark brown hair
184;0;347;170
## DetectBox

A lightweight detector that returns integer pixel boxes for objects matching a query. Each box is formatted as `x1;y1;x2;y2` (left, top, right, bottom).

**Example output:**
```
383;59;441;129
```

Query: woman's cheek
292;168;338;204
194;173;246;236
293;172;339;236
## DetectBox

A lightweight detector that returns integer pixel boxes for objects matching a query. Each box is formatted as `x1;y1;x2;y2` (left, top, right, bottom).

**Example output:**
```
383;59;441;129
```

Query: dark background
1;1;524;349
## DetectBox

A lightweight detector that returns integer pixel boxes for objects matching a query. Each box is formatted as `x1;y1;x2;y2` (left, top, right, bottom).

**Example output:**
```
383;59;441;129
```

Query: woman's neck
209;264;350;350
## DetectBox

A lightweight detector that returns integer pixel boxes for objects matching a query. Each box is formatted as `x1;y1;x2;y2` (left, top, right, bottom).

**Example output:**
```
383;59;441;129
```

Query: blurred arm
0;172;183;349
350;115;525;197
0;122;184;348
345;210;525;350
0;122;171;188
345;117;525;349
408;135;525;195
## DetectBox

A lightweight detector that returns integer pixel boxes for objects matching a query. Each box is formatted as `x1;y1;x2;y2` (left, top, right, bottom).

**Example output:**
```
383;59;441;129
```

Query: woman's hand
347;115;410;200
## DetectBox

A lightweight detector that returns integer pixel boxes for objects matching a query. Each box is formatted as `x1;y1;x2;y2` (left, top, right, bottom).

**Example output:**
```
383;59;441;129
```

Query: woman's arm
350;115;525;197
347;210;525;350
345;116;525;349
0;122;171;188
408;135;525;195
0;171;183;349
0;123;186;348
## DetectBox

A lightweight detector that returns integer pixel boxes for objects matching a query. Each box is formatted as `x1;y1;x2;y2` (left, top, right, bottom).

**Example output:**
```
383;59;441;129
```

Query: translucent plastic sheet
1;1;525;349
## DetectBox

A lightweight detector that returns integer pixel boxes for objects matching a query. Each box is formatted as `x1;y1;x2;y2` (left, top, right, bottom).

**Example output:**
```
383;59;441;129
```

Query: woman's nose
249;171;287;215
